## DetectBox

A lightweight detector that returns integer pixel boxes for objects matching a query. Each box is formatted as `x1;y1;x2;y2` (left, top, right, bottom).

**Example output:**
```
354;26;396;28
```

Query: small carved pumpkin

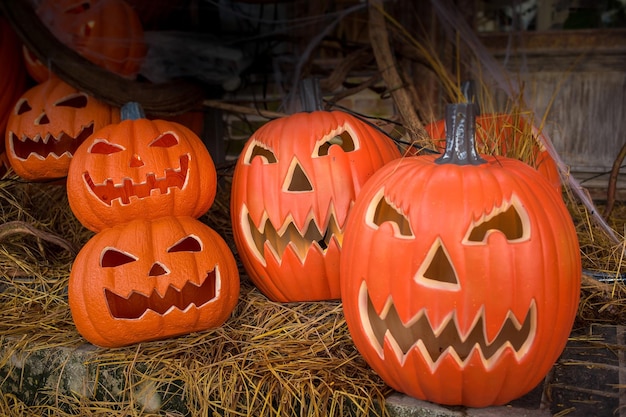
231;110;401;302
5;76;120;181
67;103;217;232
69;215;240;348
36;0;147;78
340;103;581;407
424;112;561;194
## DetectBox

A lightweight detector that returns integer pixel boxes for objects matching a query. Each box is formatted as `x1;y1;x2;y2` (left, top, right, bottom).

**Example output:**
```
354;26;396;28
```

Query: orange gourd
340;103;581;407
231;110;401;302
67;102;217;232
69;215;240;347
5;76;120;181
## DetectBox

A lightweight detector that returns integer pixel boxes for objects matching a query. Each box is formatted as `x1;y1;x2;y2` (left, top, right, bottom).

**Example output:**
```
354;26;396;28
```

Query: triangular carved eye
149;262;169;276
366;189;413;237
15;99;31;115
284;159;313;192
246;143;277;164
168;236;202;253
150;133;178;148
314;130;356;156
101;248;137;268
415;239;459;290
465;197;530;244
55;94;88;108
89;140;124;154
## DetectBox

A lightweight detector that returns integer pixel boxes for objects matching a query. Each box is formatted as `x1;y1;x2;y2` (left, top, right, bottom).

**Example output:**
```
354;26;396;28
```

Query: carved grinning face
82;132;189;206
340;156;581;407
67;117;217;232
101;234;218;320
359;189;536;370
5;77;119;180
239;128;355;265
231;111;401;302
69;216;240;348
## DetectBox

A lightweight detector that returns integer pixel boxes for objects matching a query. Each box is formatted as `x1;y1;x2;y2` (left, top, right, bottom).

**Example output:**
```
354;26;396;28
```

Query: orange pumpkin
69;215;240;347
0;16;28;146
424;113;561;194
67;102;217;232
36;0;147;78
5;76;120;181
231;110;401;302
340;104;581;407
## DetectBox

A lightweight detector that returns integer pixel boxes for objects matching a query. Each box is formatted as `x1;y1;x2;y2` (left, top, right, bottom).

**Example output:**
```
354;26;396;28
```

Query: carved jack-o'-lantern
231;110;401;302
69;215;240;348
340;104;581;407
67;102;217;232
5;76;120;181
36;0;147;78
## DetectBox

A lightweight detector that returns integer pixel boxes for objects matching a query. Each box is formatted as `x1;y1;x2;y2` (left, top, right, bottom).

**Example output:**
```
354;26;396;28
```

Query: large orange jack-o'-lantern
67;102;217;232
69;215;240;348
231;110;401;302
340;103;581;407
5;76;120;181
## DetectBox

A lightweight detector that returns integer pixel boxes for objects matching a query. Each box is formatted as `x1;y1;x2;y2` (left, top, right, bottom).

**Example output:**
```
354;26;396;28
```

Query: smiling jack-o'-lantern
67;102;217;232
340;103;581;407
69;215;240;348
5;76;120;181
231;110;401;302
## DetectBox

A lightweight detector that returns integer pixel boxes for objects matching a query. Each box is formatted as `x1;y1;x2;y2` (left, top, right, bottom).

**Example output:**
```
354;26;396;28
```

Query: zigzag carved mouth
9;124;94;160
242;206;343;264
359;282;536;369
105;268;218;319
83;155;189;206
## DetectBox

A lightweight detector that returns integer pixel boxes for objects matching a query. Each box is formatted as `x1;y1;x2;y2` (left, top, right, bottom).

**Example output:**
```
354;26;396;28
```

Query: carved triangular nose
130;154;144;168
149;262;168;276
285;161;313;192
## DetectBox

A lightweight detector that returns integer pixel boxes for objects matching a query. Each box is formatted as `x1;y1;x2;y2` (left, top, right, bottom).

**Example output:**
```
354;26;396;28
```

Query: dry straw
0;174;391;416
1;4;625;416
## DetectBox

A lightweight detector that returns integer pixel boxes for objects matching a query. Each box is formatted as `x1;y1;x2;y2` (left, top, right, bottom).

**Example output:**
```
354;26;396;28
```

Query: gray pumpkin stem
121;101;146;121
299;77;324;112
435;102;486;165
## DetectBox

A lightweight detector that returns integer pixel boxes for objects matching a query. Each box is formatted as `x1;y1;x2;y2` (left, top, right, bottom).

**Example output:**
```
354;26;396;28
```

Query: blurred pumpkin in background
36;0;147;78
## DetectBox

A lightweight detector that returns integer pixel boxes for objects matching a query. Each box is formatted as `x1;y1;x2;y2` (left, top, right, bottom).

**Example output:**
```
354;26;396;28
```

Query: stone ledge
0;338;549;416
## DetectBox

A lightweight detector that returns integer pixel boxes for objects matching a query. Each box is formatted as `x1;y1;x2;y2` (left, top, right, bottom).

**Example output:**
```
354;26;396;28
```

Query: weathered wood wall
481;29;626;195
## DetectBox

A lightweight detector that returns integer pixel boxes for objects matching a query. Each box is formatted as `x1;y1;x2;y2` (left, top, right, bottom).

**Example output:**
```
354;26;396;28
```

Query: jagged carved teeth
83;155;189;206
358;282;536;369
105;267;219;319
8;123;94;160
241;205;344;265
